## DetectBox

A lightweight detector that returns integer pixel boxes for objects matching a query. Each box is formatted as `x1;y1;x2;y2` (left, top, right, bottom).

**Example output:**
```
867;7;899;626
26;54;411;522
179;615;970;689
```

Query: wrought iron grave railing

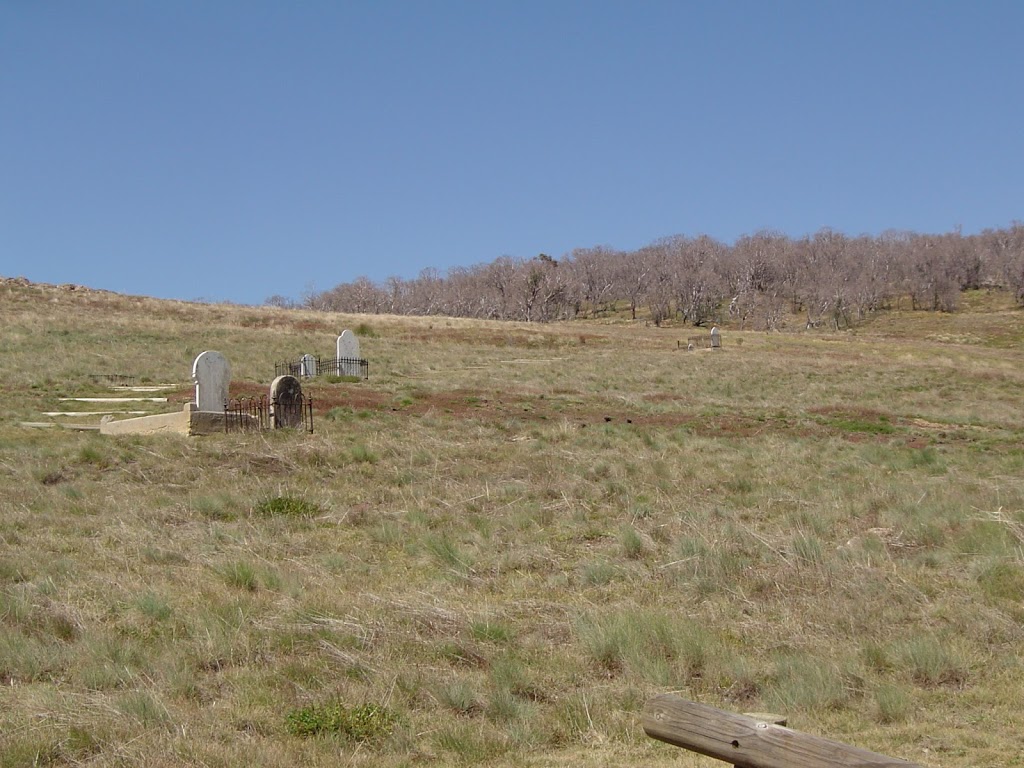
274;356;368;380
224;395;313;434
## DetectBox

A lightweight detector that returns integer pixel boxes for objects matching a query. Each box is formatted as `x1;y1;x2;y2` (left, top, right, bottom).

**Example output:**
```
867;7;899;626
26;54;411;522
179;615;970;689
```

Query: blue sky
3;1;1022;305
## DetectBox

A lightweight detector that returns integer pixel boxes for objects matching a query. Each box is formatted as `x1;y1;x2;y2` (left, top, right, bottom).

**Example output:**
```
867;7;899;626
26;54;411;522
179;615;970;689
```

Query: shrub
116;690;170;727
135;593;172;621
792;532;824;566
767;653;848;712
619;526;649;560
77;444;110;468
425;534;472;573
434;679;480;714
221;561;258;591
976;559;1024;602
350;444;379;463
581;560;616;586
895;635;967;687
470;620;514;644
254;495;321;518
324;406;352;420
285;702;400;743
874;683;911;724
577;610;713;681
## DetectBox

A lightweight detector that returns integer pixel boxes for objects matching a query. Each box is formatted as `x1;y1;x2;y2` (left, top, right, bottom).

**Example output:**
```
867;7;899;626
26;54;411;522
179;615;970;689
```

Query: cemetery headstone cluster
275;330;369;379
29;330;366;436
684;326;723;351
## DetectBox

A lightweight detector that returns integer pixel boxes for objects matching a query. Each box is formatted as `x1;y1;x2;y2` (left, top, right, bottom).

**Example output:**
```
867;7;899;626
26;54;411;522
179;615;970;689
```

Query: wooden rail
642;695;924;768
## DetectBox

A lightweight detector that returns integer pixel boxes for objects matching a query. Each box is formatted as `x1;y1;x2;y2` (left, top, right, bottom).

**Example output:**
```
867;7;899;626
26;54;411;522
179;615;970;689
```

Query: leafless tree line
282;223;1024;329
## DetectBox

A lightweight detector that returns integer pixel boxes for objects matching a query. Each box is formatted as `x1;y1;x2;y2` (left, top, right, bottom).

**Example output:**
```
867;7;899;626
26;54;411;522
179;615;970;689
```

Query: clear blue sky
3;1;1022;305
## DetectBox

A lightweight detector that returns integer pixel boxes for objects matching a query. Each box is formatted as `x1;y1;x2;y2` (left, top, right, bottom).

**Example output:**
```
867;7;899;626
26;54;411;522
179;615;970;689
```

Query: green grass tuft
253;495;322;518
285;701;400;743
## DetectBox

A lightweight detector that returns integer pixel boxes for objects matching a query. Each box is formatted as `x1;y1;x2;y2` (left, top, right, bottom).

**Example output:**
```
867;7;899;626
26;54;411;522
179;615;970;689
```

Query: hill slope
2;278;1023;766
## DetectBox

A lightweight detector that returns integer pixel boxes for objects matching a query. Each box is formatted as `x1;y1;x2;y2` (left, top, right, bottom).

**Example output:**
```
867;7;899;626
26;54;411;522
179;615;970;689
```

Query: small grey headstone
336;330;361;376
299;353;317;378
710;326;721;349
270;375;303;428
192;351;230;411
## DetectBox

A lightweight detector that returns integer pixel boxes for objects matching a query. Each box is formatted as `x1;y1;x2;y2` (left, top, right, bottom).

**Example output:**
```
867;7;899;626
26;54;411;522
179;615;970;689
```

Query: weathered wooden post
642;695;923;768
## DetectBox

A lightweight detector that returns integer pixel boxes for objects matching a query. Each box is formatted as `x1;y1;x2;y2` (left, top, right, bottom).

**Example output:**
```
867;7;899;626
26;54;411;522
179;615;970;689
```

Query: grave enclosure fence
683;334;721;350
274;356;369;380
223;395;314;434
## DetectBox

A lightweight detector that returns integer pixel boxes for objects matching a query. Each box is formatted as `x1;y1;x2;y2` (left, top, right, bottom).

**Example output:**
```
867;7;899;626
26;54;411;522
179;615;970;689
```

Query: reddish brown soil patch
216;381;923;444
395;328;566;348
300;384;837;439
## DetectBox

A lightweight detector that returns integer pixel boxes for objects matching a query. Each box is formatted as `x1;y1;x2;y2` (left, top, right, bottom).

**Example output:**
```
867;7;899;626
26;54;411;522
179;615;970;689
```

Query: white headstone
300;353;317;378
192;351;230;412
710;326;721;349
336;330;361;376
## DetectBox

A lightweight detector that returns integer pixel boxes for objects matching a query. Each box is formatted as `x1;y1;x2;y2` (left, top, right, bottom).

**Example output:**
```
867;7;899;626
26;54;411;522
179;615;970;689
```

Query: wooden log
742;712;787;727
642;695;923;768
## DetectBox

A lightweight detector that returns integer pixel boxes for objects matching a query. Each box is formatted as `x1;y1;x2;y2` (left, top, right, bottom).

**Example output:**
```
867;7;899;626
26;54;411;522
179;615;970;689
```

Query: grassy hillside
2;278;1023;767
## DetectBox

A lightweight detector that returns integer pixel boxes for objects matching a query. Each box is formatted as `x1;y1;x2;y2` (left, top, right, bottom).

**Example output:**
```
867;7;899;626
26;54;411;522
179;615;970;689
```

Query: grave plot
22;377;181;431
92;352;314;436
275;329;369;379
23;352;315;436
684;325;723;350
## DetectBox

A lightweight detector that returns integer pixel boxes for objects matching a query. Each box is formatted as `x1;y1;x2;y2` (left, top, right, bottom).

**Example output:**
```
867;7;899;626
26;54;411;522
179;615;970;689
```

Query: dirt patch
300;384;844;439
395;328;570;348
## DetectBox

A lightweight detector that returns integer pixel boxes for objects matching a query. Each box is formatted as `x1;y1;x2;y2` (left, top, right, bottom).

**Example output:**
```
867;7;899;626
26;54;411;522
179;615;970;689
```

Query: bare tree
264;294;296;309
304;222;1023;325
674;235;724;326
612;250;652;321
980;222;1024;304
565;246;618;317
317;276;385;313
642;244;675;326
728;231;787;330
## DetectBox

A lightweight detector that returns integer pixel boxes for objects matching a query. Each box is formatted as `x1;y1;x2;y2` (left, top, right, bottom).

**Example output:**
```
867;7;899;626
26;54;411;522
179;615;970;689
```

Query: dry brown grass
2;278;1024;766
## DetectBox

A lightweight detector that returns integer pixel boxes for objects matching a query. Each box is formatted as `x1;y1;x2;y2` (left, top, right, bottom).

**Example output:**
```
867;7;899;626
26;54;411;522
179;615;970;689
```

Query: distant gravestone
192;351;230;412
336;330;360;376
270;375;303;428
710;326;721;349
299;353;317;378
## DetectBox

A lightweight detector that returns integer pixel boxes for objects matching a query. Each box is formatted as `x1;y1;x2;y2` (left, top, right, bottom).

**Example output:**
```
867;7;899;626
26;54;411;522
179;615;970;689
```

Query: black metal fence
274;356;369;380
683;335;721;350
224;396;270;432
224;395;313;434
320;356;369;379
275;360;305;378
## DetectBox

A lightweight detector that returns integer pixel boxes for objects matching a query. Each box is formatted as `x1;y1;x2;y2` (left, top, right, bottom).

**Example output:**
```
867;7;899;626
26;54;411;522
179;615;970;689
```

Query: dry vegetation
2;277;1024;767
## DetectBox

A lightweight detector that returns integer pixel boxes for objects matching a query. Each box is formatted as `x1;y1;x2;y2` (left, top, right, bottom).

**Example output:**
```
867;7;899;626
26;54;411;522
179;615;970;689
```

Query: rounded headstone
192;351;231;412
270;375;303;428
299;353;317;378
336;330;361;376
